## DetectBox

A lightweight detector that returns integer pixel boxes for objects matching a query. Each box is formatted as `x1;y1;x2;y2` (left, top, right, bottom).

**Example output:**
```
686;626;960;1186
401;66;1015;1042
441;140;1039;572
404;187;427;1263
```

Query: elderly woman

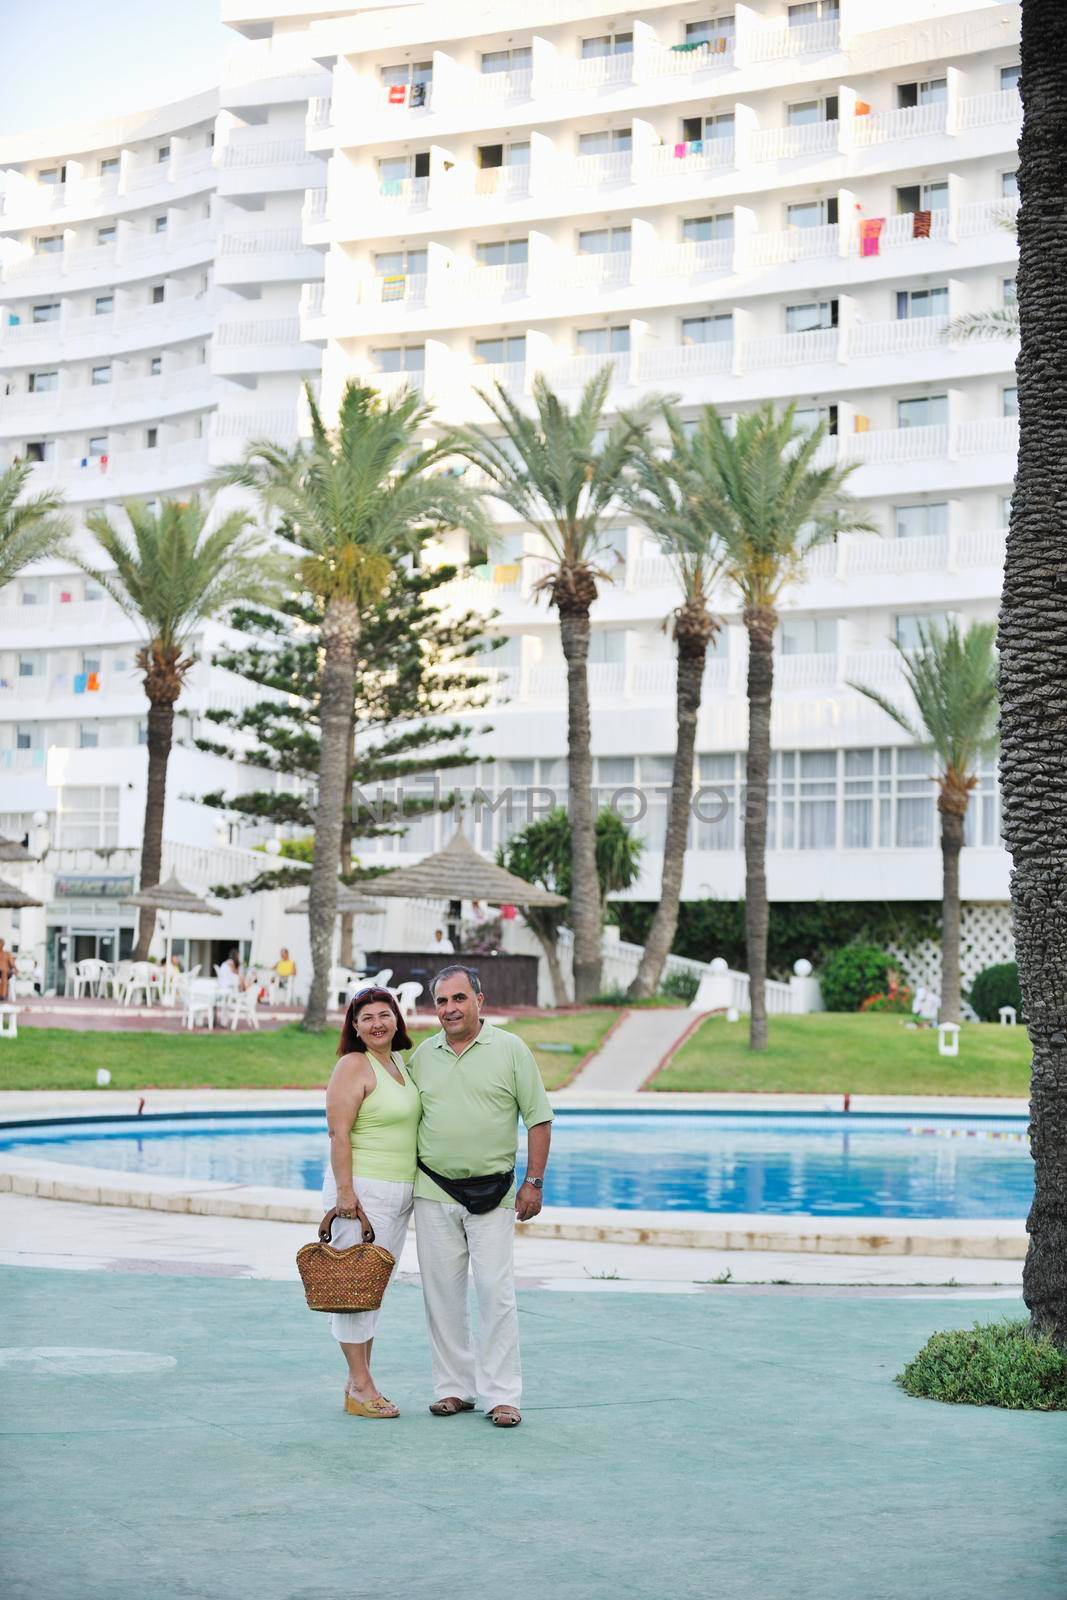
322;986;419;1419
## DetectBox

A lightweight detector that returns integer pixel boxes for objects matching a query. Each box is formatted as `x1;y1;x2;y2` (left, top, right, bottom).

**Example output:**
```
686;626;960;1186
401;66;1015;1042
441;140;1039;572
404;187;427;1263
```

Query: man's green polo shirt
407;1021;553;1206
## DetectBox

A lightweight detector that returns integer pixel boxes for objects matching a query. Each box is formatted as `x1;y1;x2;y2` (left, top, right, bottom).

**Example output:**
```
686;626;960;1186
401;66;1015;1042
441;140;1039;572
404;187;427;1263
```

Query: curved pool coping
0;1090;1030;1261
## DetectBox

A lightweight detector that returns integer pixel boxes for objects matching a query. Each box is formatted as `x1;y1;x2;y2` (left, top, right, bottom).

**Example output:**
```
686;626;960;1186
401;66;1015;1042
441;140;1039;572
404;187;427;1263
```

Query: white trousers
414;1197;521;1411
320;1171;413;1344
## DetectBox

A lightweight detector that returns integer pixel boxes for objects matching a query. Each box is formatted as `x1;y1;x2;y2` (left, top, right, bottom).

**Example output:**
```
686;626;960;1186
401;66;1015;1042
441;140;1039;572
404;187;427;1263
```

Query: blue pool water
0;1111;1032;1219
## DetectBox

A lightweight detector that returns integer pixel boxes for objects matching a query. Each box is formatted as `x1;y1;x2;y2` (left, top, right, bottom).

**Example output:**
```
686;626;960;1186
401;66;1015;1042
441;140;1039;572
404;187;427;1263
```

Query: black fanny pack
417;1158;514;1215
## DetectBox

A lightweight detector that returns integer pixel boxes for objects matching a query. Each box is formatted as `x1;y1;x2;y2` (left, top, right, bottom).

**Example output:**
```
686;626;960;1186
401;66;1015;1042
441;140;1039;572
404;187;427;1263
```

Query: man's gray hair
431;963;483;998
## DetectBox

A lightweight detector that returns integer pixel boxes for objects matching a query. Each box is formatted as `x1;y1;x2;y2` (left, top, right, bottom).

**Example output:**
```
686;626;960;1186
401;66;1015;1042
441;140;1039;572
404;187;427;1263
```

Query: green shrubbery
820;945;894;1012
969;961;1023;1023
660;969;701;1003
897;1320;1067;1410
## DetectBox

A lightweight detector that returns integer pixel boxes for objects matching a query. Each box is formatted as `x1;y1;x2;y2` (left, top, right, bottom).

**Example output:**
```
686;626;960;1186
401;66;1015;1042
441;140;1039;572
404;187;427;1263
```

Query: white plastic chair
103;961;131;999
183;978;217;1031
227;986;260;1032
392;980;423;1022
123;961;159;1007
370;968;393;989
72;957;108;998
333;966;359;1006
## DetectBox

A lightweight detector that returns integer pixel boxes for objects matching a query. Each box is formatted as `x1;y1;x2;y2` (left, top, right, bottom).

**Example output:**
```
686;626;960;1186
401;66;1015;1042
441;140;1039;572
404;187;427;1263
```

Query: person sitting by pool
322;986;419;1419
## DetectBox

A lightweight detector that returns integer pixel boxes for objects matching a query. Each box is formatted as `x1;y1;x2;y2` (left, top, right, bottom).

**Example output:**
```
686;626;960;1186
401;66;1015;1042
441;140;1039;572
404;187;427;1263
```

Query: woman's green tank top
350;1053;419;1182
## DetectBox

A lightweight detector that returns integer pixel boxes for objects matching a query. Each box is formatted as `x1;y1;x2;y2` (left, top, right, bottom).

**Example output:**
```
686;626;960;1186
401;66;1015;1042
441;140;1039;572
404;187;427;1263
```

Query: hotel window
1001;64;1021;91
37;165;66;185
578;128;632;155
897;394;947;428
25;441;50;462
894;612;949;649
88;435;108;458
681;313;732;344
100;156;120;176
34;235;63;254
27;370;58;392
154;215;167;234
473;335;526;365
576;326;630;355
474;239;527;266
378;152;429;184
18;652;44;678
56;785;119;848
84;578;104;602
380;61;432;88
786;96;838;124
157;144;171;163
896;285;948;319
685;16;736;46
785;299;837;332
91;364;111;386
588;631;626;664
94;295;113;316
97;225;117;245
481;46;532;73
786;197;838;228
150;355;163;375
32;302;60;322
145;427;158;449
374;247;428;276
78;725;99;750
1003;386;1019;418
683;214;733;242
893;747;936;847
581;31;633;56
477;140;529;170
682;112;735;142
1003;277;1017;305
895;503;948;539
151;284;165;304
372;346;425;373
577;226;631;255
1000;494;1013;527
19;579;46;606
897;78;947;107
696;753;738;850
777;617;838;655
767;751;838;851
789;0;839;20
1002;170;1019;198
965;753;1002;848
895;181;949;213
793;404;838;436
16;726;39;751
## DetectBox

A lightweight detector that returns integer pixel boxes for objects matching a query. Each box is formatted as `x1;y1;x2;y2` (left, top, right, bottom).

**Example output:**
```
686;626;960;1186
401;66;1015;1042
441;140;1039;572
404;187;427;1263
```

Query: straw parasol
0;835;35;863
0;877;43;910
285;884;385;917
368;828;566;909
122;873;222;975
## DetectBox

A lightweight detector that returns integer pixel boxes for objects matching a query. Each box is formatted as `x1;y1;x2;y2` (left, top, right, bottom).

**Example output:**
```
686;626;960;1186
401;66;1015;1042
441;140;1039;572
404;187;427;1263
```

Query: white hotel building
0;0;1020;987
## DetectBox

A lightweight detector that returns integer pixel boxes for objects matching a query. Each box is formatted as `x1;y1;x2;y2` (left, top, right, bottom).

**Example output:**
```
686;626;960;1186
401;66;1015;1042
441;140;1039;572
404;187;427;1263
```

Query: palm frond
0;462;72;589
945;306;1020;343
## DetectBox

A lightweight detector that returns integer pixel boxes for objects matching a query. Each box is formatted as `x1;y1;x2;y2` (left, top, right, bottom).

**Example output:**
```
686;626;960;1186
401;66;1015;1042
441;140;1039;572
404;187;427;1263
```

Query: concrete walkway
568;1007;700;1091
2;1264;1062;1600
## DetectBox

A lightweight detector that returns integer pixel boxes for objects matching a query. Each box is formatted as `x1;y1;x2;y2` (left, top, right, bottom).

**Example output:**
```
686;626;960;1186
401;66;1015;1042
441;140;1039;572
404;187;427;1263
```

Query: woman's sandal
429;1397;476;1416
345;1393;399;1419
487;1405;521;1428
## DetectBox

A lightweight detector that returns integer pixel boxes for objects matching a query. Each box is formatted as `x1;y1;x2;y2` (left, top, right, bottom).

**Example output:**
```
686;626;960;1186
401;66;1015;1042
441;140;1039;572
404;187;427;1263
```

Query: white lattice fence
887;902;1014;1019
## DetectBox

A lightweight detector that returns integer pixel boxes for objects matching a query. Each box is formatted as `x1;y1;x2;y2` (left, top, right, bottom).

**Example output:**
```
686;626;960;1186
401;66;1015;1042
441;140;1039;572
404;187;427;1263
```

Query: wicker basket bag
296;1202;396;1313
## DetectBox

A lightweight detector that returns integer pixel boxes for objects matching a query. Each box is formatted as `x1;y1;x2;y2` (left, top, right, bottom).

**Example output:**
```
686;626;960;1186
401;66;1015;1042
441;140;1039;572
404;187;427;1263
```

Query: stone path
567;1006;700;1091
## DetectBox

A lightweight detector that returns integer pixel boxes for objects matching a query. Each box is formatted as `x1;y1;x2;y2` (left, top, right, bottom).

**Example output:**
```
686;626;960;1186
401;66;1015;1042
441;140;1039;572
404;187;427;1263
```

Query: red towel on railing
912;210;932;239
387;84;406;104
859;218;884;257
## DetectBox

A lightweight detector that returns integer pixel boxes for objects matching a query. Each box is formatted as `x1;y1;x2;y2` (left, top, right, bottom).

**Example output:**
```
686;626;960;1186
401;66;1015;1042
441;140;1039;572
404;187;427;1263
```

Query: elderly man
407;963;552;1429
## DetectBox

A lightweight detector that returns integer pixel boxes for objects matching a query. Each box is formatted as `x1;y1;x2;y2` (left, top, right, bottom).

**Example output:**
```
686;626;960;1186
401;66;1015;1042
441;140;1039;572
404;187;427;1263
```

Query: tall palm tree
0;461;70;591
622;405;727;998
228;381;487;1031
999;0;1067;1345
700;403;874;1049
83;497;281;959
456;368;653;1002
849;621;998;1025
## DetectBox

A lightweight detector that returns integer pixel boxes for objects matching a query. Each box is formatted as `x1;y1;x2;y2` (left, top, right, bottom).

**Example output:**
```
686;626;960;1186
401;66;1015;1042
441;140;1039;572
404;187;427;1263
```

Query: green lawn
0;1011;615;1095
651;1012;1033;1096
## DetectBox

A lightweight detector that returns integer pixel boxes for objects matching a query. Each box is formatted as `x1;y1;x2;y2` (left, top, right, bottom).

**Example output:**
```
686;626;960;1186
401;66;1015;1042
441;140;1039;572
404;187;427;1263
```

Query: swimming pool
0;1110;1032;1219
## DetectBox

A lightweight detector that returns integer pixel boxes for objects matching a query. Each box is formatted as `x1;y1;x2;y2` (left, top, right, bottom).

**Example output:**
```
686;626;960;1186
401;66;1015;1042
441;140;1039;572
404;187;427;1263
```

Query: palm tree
946;212;1019;342
456;368;653;1002
622;406;727;998
0;462;70;591
700;403;874;1049
228;381;487;1031
849;621;998;1025
83;497;281;959
999;0;1067;1345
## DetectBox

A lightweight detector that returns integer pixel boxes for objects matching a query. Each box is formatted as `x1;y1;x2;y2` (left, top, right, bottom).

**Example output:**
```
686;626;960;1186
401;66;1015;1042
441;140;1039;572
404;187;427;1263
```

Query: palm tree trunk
938;802;964;1024
999;0;1067;1346
629;636;708;998
304;597;360;1032
133;698;174;961
743;611;775;1051
559;605;600;1001
338;711;357;969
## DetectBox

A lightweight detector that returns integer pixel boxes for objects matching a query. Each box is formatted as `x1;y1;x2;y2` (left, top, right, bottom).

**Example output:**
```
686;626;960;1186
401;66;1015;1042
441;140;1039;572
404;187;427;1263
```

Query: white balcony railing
567;151;633;189
848;315;950;358
957;197;1018;238
749;119;838;163
872;210;951;251
743;223;839;266
746;18;840;63
645;139;735;179
841;423;949;464
853;101;949;146
742;328;837;369
474;67;534;102
654;237;733;279
642;39;735;79
555;51;635;92
215;316;302;347
378;175;429;208
774;652;841;690
218;226;306;257
474;164;531;198
562;249;632;289
956;88;1022;130
307;96;333;129
547;351;627;390
221;137;310;170
635;341;733;382
957;417;1019;456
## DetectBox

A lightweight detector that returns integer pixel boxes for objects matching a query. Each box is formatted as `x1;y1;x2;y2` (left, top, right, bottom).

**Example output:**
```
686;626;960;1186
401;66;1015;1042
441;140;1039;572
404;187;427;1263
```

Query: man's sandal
429;1397;475;1416
487;1405;521;1428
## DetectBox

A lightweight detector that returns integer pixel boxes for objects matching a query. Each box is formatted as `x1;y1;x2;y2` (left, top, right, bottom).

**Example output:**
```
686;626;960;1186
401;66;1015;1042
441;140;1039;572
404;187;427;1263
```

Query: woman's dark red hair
337;986;412;1057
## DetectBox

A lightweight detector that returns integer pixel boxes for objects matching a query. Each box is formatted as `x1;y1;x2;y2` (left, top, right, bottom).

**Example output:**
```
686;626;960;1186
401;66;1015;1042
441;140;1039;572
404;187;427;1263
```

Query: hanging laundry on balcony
380;179;402;196
86;673;100;692
673;142;687;158
387;84;407;104
669;40;707;52
713;36;729;53
853;414;870;433
854;100;871;116
493;564;521;586
99;454;109;473
381;274;406;302
472;564;491;582
80;458;89;468
409;82;427;107
7;314;19;326
73;674;88;694
912;210;932;239
859;218;884;257
59;591;72;603
688;139;703;155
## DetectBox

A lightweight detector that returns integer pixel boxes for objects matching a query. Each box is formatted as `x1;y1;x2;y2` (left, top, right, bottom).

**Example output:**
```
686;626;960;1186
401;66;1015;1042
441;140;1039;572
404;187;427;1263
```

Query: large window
685;15;736;45
785;299;837;333
786;197;838;228
475;238;528;266
894;611;949;648
683;214;733;242
896;286;948;319
1001;64;1021;92
897;78;947;107
576;326;629;355
581;31;633;56
481;46;531;74
578;128;631;155
372;346;424;373
374;247;428;276
28;370;58;392
895;503;948;539
898;394;948;429
681;313;732;344
895;181;949;213
473;335;525;366
55;786;120;848
578;226;631;255
777;617;837;655
682;113;735;142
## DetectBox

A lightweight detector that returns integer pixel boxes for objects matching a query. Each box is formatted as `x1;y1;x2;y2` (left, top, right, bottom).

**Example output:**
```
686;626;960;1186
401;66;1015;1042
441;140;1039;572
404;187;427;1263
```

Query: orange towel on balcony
86;673;100;691
854;100;871;116
493;564;521;586
853;414;870;433
387;84;406;105
859;217;884;257
912;210;932;239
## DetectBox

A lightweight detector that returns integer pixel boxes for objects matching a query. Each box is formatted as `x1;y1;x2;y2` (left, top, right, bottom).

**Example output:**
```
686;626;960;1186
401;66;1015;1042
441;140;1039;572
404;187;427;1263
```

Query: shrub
660;969;700;1003
590;984;629;1006
897;1320;1067;1410
820;945;894;1012
969;961;1023;1023
860;986;914;1015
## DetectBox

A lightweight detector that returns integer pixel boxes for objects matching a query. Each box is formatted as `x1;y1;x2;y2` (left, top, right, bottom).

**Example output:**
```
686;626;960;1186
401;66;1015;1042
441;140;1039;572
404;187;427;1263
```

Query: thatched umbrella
122;873;222;976
0;877;43;910
369;829;566;922
0;835;35;863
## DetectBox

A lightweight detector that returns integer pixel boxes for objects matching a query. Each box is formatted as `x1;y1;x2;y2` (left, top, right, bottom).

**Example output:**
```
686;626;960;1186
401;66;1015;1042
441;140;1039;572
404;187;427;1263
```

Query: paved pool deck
2;1263;1064;1600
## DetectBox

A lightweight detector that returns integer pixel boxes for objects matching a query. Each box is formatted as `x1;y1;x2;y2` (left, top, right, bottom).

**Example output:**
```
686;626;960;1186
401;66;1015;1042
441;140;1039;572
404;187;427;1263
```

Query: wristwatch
526;1176;543;1190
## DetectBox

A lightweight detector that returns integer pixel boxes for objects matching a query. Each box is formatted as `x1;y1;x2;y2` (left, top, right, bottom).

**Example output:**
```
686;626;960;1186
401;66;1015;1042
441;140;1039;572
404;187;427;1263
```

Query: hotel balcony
0;365;215;438
216;224;324;287
0;218;215;298
0;293;217;367
211;314;322;377
0;146;216;230
9;439;211;503
216;132;326;199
